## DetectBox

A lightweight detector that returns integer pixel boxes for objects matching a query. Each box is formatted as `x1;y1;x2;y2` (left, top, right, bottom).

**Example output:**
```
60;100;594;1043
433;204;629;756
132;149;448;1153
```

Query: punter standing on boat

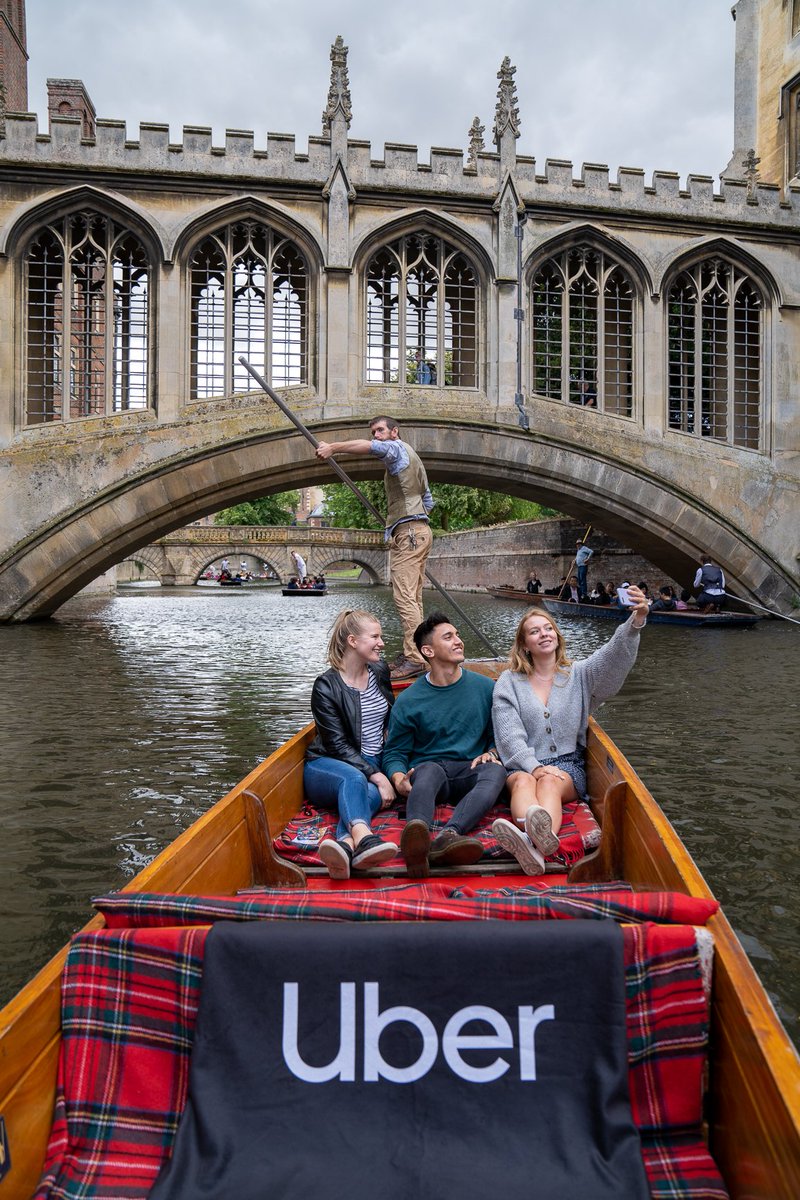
316;417;434;679
304;610;399;879
383;611;507;876
491;587;648;874
694;554;726;613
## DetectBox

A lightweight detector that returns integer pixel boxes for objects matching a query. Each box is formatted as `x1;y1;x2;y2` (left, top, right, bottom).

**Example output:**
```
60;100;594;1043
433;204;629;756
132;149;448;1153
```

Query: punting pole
723;593;800;626
237;357;503;659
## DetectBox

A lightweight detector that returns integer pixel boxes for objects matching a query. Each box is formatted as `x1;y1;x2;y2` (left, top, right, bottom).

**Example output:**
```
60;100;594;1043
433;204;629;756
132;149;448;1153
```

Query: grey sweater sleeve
492;671;542;774
580;616;643;706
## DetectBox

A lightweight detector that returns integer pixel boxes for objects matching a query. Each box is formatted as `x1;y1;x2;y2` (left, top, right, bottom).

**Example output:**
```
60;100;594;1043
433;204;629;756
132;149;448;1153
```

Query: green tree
320;483;561;532
213;491;300;526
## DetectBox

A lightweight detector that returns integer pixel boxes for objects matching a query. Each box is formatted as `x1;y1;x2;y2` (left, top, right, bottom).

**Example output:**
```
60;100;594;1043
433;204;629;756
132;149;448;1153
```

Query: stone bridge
1;401;797;620
1;32;798;620
131;525;387;586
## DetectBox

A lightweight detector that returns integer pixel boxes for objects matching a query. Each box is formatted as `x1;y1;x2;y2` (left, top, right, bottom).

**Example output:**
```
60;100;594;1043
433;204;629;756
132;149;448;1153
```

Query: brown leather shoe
428;827;484;868
401;818;430;877
390;657;425;680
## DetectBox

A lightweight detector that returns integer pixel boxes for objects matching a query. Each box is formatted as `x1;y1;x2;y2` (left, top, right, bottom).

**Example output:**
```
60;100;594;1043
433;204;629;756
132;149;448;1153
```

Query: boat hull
486;588;761;627
0;707;796;1197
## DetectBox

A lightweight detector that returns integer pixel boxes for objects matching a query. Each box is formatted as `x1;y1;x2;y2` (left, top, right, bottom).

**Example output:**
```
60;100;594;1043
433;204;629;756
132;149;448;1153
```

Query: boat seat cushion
34;920;726;1200
93;886;719;930
273;796;601;870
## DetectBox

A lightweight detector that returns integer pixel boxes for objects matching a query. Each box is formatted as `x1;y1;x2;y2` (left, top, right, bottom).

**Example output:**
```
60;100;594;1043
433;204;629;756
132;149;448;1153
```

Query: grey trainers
491;818;545;875
524;805;560;858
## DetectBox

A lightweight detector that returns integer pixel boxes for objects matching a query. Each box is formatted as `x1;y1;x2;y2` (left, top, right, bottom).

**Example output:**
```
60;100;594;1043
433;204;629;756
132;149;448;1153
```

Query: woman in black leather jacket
304;609;398;878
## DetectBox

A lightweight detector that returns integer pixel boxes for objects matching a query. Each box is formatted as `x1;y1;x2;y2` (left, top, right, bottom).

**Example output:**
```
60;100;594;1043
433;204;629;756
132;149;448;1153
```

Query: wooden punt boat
1;688;798;1198
281;586;327;596
486;587;761;627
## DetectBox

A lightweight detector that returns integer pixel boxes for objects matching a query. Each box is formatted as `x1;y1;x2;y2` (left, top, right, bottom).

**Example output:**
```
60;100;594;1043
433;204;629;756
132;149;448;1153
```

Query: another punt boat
0;674;797;1198
281;586;328;596
486;587;761;627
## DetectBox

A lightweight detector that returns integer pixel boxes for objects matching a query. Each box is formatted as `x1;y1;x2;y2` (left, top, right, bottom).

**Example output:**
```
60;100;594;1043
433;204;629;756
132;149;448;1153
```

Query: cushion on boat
93;887;719;929
273;797;601;870
34;921;726;1200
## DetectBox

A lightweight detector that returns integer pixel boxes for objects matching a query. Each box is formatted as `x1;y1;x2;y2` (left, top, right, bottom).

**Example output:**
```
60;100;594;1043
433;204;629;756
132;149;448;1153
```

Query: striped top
349;670;389;756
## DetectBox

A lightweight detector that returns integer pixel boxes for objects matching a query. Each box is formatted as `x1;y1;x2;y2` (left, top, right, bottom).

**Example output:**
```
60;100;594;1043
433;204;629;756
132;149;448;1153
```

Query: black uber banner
150;919;649;1200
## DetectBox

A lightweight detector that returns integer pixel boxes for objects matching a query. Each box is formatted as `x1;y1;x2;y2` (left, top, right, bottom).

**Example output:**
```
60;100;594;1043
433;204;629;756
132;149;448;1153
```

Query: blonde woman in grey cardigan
491;588;649;873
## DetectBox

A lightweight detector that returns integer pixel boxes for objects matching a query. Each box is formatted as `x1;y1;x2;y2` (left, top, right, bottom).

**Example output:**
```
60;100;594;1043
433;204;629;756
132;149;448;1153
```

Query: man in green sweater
383;612;507;876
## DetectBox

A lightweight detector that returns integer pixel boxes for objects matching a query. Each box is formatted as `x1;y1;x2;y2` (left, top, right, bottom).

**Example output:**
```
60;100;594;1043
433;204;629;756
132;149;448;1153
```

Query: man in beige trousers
316;416;434;678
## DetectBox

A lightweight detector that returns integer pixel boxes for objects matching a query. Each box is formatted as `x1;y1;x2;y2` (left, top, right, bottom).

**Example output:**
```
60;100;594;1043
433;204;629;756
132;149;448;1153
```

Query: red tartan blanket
34;921;727;1200
93;885;719;929
274;797;601;870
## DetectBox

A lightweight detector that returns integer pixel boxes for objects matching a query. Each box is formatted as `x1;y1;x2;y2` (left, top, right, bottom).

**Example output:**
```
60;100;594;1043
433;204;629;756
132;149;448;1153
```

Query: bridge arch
352;207;496;284
655;235;783;306
170;195;324;270
525;220;655;298
0;184;169;263
0;420;794;621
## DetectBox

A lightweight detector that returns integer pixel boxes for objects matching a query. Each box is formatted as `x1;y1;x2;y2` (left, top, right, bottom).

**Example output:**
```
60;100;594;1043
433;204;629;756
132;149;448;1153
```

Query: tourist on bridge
694;555;726;613
491;587;649;874
316;416;434;679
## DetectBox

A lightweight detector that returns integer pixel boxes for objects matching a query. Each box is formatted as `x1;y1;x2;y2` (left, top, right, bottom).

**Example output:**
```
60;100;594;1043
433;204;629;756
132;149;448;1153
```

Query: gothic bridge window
365;233;478;387
189;220;308;399
667;259;762;450
25;212;149;424
530;246;635;416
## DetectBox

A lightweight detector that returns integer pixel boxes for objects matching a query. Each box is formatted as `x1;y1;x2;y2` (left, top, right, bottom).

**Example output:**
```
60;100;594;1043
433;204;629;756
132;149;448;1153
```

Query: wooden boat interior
1;704;799;1197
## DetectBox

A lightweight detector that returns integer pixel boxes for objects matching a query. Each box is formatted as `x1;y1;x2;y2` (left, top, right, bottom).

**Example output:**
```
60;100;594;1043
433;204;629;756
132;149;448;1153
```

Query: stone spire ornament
493;56;520;147
742;148;761;199
322;35;352;136
466;117;485;168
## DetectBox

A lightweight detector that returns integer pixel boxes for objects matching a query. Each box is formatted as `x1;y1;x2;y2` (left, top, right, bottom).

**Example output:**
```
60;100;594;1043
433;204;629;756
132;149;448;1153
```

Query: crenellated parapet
1;110;798;226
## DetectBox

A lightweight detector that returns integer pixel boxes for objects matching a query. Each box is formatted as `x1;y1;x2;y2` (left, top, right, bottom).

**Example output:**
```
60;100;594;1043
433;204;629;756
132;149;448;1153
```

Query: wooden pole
237;357;503;658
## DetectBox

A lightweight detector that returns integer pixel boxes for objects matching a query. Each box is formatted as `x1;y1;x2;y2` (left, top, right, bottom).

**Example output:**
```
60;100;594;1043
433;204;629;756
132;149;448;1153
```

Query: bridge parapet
2;114;799;230
158;526;385;549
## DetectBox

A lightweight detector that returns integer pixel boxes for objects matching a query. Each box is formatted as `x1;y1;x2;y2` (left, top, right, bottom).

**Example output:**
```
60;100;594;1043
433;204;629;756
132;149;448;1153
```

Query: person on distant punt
490;588;648;874
574;539;594;596
559;574;581;603
650;585;677;613
316;416;435;679
694;555;726;613
526;572;542;595
305;610;399;879
382;612;507;877
291;550;307;582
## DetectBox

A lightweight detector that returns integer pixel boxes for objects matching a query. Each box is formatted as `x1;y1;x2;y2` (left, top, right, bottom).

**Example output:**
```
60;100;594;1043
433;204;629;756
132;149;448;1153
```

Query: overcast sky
25;0;738;181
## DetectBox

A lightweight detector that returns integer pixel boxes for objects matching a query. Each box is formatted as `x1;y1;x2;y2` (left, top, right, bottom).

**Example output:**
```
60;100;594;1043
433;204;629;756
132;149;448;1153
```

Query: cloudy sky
25;0;738;181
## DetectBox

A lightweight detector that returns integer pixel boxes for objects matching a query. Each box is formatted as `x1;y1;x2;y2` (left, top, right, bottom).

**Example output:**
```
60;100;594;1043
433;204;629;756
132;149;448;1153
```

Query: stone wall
429;519;684;596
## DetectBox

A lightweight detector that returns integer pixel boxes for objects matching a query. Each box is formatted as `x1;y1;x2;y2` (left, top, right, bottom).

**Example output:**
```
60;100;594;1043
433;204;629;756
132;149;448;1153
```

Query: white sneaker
319;838;352;880
491;818;545;875
524;805;560;857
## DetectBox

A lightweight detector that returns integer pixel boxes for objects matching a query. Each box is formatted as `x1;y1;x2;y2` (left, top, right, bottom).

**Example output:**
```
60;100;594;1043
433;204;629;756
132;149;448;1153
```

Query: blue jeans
303;755;382;842
577;563;588;595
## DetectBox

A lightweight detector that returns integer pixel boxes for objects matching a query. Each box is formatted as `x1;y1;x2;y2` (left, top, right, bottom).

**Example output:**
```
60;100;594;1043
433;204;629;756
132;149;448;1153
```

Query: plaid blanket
34;920;726;1200
94;886;719;929
274;797;601;870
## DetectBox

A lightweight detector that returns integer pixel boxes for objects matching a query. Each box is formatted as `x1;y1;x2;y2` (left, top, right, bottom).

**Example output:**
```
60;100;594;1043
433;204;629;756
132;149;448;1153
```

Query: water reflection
0;586;797;1046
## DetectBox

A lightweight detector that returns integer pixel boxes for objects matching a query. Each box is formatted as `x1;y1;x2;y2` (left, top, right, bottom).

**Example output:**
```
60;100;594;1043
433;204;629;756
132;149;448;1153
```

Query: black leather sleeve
310;674;374;778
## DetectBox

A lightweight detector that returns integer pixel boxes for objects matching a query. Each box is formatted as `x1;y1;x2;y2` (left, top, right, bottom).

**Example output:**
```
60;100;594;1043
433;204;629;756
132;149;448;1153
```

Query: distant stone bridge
132;525;388;586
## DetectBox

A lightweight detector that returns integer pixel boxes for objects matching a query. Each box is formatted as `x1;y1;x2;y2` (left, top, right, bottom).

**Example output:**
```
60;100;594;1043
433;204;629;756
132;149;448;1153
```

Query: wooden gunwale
0;719;798;1198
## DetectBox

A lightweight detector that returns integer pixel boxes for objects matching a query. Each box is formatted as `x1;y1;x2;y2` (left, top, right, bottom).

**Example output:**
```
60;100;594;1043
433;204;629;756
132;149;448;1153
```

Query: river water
1;584;797;1047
